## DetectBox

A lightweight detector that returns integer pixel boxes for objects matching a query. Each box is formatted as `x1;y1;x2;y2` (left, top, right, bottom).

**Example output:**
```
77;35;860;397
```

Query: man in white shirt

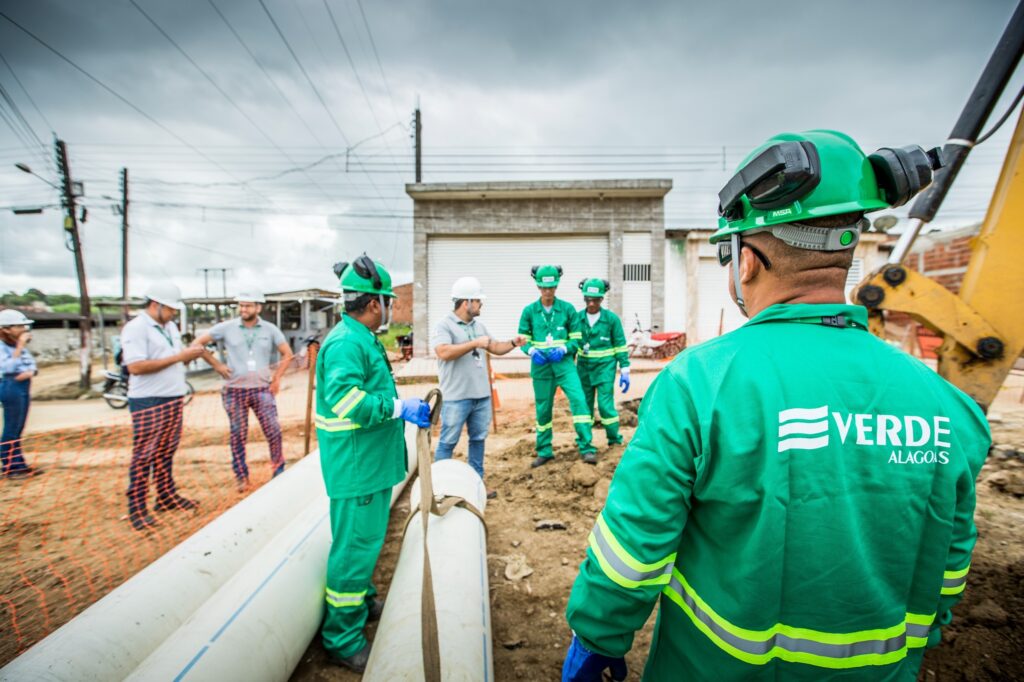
120;282;205;531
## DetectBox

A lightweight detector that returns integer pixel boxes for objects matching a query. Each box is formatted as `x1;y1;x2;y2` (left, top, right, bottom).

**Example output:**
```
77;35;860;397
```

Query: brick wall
391;283;412;325
906;232;975;294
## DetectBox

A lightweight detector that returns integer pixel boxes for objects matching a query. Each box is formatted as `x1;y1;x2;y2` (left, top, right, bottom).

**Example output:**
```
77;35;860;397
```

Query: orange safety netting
0;357;318;665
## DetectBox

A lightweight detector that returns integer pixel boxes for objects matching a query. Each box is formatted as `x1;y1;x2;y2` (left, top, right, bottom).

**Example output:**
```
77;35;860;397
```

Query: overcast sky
0;0;1020;299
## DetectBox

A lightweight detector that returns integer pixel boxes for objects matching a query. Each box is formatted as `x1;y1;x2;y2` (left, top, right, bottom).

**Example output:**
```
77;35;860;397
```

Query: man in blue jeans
431;277;524;498
0;309;42;479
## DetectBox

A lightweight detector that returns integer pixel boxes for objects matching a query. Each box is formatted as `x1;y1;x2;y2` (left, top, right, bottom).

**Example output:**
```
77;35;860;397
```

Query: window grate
623;263;651;282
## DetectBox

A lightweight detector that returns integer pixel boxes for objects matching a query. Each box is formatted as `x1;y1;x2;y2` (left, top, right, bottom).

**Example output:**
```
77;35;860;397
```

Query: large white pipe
3;423;420;682
364;459;492;682
126;495;331;682
123;424;419;681
1;452;325;682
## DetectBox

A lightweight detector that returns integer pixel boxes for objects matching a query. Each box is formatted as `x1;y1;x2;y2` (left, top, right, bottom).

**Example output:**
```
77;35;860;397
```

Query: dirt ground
292;376;1024;682
2;364;1022;678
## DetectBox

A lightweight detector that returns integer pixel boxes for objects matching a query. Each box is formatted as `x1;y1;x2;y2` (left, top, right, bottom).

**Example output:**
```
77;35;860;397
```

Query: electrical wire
975;83;1024;145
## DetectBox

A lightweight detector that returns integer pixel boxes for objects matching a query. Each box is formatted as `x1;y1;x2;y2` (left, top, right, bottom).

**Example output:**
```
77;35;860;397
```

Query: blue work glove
530;348;549;366
618;368;630;394
399;398;431;428
561;635;627;682
547;346;567;363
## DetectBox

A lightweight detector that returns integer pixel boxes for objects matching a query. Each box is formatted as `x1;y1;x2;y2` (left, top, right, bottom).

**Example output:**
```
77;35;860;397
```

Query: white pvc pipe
126;496;331;682
123;423;420;681
363;459;492;682
1;453;326;682
3;423;420;682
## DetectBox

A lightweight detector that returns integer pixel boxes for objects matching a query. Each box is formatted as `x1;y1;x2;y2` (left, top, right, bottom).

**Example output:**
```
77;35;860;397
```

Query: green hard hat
579;278;608;297
336;254;396;297
710;129;889;244
532;264;562;287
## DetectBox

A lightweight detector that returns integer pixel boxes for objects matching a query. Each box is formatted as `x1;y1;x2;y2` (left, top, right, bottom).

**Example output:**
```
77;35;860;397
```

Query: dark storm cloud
0;0;1018;295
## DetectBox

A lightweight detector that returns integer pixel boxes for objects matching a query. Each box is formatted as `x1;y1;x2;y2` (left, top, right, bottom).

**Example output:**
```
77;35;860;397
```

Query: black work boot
130;512;158;531
154;495;199;512
367;597;384;622
530;456;553;469
581;452;598;465
329;641;372;673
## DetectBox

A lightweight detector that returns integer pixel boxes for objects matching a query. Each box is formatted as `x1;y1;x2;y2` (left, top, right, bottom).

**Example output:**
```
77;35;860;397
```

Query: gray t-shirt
122;310;186;399
208;318;288;388
431;313;491;401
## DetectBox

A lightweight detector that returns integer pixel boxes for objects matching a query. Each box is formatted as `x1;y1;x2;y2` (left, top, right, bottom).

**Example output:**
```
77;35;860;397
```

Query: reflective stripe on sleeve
531;340;569;349
332;386;366;418
587;514;675;589
662;567;935;669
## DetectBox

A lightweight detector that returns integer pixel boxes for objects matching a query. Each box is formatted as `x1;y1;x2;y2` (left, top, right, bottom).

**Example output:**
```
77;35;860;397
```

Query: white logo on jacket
777;405;952;463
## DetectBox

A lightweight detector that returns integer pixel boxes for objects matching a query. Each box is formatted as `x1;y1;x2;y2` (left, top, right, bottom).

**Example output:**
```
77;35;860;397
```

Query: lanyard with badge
460;320;483;368
154;325;174;348
541;306;557;345
241;325;260;372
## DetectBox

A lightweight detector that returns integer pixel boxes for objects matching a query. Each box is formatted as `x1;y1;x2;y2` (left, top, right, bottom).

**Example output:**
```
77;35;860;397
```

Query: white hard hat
144;281;184;310
451;276;486;300
0;309;34;327
235;291;266;304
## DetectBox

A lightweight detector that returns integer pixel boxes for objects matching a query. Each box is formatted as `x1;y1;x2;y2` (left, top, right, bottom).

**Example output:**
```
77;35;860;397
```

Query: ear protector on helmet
353;253;382;289
719;141;944;220
578;279;610;293
531;265;563;277
718;141;821;220
867;146;944;208
332;261;348;279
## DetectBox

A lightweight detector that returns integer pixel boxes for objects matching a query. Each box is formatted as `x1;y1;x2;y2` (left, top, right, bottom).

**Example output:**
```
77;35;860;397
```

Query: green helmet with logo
532;264;562;287
579;277;608;297
335;254;396;298
710;129;889;245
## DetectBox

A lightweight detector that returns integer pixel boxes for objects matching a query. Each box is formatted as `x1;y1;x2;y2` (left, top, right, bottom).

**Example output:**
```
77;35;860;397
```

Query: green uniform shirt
575;308;630;383
518;298;582;377
315;314;406;499
566;303;990;681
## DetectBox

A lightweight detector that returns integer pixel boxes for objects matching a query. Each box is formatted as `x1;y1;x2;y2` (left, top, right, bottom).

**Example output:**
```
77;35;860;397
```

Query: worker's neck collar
746;303;868;328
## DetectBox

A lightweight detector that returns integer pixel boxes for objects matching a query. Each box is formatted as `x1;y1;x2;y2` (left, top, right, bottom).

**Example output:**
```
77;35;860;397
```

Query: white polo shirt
121;310;187;399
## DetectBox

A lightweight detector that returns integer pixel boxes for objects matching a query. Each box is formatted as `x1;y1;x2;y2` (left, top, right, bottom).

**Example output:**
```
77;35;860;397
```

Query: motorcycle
103;368;195;409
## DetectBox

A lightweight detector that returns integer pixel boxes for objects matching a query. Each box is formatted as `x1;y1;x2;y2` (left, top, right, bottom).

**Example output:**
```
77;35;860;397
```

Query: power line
127;0;340;211
354;0;402;126
0;8;275;210
0;48;52;142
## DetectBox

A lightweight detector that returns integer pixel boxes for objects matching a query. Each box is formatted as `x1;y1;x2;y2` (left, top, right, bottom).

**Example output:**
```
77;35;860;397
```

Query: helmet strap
375;294;392;334
731;233;748;317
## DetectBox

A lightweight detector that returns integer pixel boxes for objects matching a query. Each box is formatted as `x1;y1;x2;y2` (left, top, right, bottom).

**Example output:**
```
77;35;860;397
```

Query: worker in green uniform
563;130;989;681
316;254;431;672
519;265;597;467
574;278;630;445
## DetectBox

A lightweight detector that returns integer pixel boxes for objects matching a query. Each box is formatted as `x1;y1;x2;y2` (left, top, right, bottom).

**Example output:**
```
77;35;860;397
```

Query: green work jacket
315;314;405;499
566;303;989;681
518;298;582;378
574;308;630;384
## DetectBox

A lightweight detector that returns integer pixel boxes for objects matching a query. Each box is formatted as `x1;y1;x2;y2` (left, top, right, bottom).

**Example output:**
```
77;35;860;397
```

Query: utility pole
56;139;92;390
198;268;211;298
414;103;422;183
120;167;129;322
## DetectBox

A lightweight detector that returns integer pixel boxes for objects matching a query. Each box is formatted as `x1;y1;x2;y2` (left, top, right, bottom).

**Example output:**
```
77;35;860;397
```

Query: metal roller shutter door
696;258;746;344
427;235;609;353
621;233;652;331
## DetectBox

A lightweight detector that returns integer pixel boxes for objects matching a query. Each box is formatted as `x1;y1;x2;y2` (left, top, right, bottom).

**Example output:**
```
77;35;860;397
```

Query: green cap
710;129;889;244
338;256;395;297
580;278;607;297
532;265;562;287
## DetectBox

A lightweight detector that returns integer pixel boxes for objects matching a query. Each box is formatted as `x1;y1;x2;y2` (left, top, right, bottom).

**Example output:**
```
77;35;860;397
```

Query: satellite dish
873;215;899;232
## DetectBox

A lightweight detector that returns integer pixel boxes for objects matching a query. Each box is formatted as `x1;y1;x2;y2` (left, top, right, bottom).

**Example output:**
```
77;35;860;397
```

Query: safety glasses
718;141;821;221
717;238;772;270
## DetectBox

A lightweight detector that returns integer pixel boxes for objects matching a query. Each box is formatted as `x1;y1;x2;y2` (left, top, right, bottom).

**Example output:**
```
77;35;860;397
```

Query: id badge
546;333;553;343
475;353;483;368
247;355;257;372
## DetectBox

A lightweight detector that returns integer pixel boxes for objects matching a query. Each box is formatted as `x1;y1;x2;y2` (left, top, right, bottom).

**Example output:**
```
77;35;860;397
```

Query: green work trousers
321;488;391;658
579;369;622;444
533;358;595;459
